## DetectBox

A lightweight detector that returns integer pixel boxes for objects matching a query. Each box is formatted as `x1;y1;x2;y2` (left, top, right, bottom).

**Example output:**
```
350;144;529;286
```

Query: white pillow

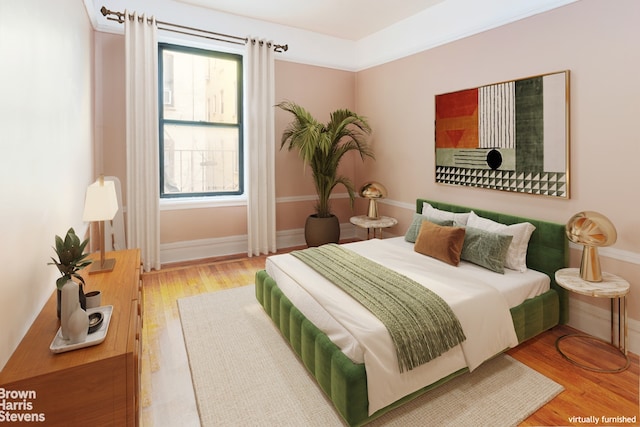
422;202;470;226
466;211;536;272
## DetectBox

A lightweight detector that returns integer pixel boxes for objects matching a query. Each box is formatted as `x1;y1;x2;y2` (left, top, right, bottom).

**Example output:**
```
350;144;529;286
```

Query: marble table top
555;268;630;298
349;215;398;229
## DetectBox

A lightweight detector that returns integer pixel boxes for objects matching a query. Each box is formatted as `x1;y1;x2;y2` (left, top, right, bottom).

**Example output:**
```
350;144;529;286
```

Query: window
159;43;243;198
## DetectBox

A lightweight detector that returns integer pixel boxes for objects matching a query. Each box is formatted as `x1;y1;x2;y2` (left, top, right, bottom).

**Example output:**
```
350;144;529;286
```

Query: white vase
60;280;79;340
67;305;89;344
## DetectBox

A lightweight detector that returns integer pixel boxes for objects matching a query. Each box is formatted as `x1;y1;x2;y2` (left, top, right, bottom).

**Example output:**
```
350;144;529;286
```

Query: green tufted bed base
254;199;569;426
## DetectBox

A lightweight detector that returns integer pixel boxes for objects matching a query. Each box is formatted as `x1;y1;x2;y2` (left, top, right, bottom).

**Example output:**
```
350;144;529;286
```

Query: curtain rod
100;6;288;53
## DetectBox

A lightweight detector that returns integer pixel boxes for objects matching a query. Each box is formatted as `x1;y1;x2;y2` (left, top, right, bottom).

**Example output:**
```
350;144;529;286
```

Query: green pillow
405;213;454;243
461;226;513;273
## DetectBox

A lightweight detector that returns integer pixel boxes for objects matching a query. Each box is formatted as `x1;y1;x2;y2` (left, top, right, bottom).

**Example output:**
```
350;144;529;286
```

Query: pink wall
95;32;127;195
355;0;640;322
275;61;363;228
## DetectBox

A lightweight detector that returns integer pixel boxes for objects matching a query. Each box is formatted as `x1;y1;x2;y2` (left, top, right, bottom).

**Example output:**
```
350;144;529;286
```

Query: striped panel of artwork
479;81;515;149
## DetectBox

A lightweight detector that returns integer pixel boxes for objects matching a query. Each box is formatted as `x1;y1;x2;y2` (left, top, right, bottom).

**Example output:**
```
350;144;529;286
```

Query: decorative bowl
88;312;104;334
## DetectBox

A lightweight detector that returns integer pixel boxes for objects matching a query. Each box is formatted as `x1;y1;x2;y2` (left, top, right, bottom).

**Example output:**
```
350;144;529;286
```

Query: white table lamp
83;176;119;273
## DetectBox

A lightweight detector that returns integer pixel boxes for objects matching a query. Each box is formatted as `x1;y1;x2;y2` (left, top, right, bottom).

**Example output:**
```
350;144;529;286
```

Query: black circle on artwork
486;149;502;170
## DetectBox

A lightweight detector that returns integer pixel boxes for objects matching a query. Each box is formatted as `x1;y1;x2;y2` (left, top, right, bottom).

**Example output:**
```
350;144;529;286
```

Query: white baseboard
160;234;247;264
160;222;357;265
567;297;639;355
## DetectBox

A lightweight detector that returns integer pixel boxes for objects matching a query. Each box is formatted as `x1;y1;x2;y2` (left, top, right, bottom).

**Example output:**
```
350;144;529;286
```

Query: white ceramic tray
50;305;113;354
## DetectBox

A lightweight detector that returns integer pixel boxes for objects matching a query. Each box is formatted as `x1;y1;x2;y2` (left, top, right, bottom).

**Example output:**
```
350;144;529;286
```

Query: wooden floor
140;250;639;427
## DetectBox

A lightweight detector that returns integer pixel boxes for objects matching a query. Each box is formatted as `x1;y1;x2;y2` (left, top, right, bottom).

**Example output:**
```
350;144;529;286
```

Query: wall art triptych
435;71;570;198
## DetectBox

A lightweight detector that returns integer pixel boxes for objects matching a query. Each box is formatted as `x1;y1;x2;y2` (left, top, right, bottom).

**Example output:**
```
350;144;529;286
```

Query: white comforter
266;238;523;415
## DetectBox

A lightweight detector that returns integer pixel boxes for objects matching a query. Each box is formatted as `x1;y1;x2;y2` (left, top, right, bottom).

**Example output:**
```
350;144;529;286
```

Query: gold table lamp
565;211;617;282
359;182;387;219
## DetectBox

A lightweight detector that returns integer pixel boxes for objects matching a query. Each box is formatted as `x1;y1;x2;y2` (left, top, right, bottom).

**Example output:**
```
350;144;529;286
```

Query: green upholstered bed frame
254;199;569;426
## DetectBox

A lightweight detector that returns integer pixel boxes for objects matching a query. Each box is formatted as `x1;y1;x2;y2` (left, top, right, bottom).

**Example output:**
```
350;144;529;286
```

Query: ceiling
176;0;446;40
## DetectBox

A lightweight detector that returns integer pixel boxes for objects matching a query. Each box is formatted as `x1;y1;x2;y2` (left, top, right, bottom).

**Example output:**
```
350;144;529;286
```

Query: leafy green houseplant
278;101;374;246
49;228;92;317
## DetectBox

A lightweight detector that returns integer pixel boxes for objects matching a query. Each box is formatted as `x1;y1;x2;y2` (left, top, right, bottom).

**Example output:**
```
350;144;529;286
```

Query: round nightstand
554;267;630;373
349;215;397;239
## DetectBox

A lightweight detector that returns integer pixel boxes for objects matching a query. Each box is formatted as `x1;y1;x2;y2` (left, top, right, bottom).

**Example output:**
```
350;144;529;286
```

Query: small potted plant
49;228;92;318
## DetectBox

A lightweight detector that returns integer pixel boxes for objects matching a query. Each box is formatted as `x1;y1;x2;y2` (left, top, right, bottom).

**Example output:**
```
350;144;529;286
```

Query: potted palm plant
277;101;374;246
49;228;92;318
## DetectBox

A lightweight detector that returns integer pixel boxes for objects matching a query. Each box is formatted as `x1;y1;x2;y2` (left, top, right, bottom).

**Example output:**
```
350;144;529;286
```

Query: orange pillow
414;220;466;266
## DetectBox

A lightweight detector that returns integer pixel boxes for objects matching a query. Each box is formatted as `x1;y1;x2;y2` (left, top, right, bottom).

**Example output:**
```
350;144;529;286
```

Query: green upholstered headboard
417;199;569;323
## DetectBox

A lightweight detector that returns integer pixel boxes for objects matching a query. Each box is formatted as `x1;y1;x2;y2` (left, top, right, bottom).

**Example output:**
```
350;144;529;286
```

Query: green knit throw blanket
291;244;466;373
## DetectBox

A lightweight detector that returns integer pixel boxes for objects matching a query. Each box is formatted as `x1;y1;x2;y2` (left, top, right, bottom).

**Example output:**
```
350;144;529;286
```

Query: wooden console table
0;249;142;426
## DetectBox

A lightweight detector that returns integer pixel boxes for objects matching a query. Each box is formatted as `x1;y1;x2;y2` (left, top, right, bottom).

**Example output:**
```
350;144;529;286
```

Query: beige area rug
178;285;563;427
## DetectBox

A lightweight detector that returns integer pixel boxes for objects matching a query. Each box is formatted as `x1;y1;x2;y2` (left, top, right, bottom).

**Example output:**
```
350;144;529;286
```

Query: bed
254;199;568;426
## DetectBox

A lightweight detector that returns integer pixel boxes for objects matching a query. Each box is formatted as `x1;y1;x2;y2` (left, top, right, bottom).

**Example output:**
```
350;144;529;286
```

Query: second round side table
554;267;630;373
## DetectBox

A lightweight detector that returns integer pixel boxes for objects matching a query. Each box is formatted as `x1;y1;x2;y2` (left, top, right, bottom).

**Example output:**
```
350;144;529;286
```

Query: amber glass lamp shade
565;211;617;282
359;182;387;219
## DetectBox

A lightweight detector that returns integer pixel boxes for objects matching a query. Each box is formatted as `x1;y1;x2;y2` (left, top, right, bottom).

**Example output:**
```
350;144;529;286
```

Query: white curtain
245;39;277;256
124;12;161;271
